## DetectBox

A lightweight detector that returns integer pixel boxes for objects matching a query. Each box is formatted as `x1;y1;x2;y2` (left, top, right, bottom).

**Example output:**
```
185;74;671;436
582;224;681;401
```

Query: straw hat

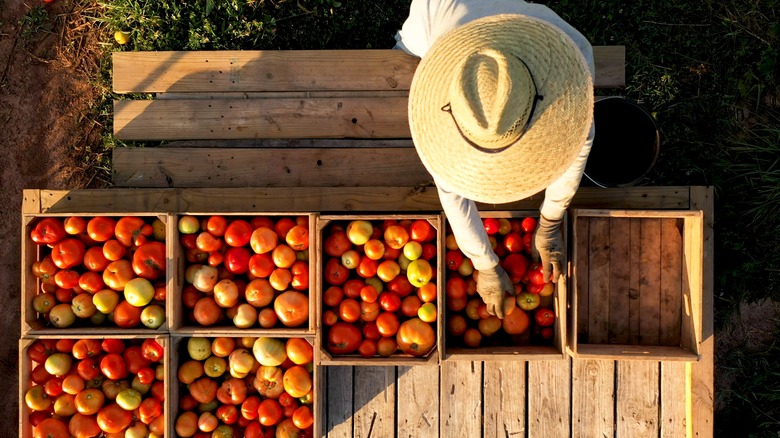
409;14;594;204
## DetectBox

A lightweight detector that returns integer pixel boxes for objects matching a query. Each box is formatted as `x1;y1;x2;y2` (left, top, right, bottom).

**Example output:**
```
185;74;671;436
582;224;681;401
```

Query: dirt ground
1;0;778;433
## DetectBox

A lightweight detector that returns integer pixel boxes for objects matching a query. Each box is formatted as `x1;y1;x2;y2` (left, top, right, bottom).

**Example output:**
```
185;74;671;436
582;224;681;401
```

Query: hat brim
409;14;594;204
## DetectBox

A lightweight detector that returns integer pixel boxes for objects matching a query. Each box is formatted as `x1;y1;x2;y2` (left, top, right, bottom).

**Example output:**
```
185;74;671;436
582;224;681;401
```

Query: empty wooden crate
568;209;703;361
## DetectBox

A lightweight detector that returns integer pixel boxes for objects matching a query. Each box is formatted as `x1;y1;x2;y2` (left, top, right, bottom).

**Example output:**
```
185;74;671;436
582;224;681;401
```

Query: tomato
358;339;378;358
224;246;251;274
216;377;248;405
376;312;400;337
275;418;301;438
132;241;165;280
29;410;52;428
44;377;64;397
254;365;285;399
82;246;109;272
282;365;312;398
87;217;117;242
190;377;219;403
292;405;314;429
62;375;86;395
53;269;79;289
178;360;204;385
326;322;362;354
286;338;314;365
31;364;53;384
25;385;52;411
100;354;128;380
51;238;86;269
224;219;253;247
206;215;228;236
28;339;57;363
240;395;261;420
338;298;361;323
387;275;414;297
151;380;165;402
114;216;151;247
503;307;531;334
285;225;309;251
67;412;101;438
63;216;86;235
273;291;309;327
216;404;239;425
100;339;125;355
96;403;133;433
445;250;464;271
74;358;99;381
102;259;134;291
409;219;435;242
138;397;163;424
113;300;142;328
123;346;151;374
396;318;436;357
33;418;69;438
534;307;556;327
257;399;283;426
377;337;397;357
175;411;198;437
71;339;102;359
31;218;67;245
324;258;349;286
44;352;72;377
141;339;164;362
322;286;343;307
74;388;105;415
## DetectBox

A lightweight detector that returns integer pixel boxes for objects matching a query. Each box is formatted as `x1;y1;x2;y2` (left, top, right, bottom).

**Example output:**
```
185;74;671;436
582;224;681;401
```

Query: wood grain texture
112;50;420;93
588;217;610;344
689;187;714;437
608;217;630;344
527;359;571;437
114;98;410;140
639;219;661;345
659;218;683;346
483;361;526;437
352;367;396;438
617;361;660;437
660;362;688;438
325;366;353;438
112;147;430;188
112;47;623;93
396;365;439;438
574;214;589;347
572;359;615;438
629;218;642;345
440;360;482;438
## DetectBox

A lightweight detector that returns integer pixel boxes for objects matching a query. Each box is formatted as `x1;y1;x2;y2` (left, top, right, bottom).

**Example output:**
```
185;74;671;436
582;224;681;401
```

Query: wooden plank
112;50;420;93
113;98;410;140
572;359;615;438
588;217;610;343
629;218;642;344
112;47;623;93
161;138;415;149
527;359;572;437
396;365;439;438
440;360;482;437
483;361;526;437
616;361;660;437
112;147;430;188
608;217;630;344
575;344;698;361
689;186;714;437
31;187;692;215
660;362;688;438
325;366;353;438
594;45;626;87
21;189;41;214
639;219;661;345
574;214;589;346
660;218;683;346
352;367;396;438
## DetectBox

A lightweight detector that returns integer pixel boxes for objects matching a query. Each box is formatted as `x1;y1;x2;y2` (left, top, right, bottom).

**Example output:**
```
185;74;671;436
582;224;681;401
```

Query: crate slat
660;362;688;438
639;218;662;346
482;361;526;437
396;365;440;438
616;361;660;437
571;359;615;437
608;218;630;344
440;361;482;437
660;218;683;346
587;217;610;344
352;367;396;437
628;218;642;345
325;366;354;438
527;359;572;437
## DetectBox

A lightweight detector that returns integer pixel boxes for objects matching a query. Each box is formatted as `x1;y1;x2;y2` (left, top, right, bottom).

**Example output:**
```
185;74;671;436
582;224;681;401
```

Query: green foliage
18;5;51;41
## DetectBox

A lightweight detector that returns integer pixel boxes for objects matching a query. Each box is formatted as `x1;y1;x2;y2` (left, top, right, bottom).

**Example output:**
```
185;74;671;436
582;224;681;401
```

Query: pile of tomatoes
175;336;315;437
444;217;557;349
320;218;438;358
178;215;311;329
29;215;167;329
24;337;165;437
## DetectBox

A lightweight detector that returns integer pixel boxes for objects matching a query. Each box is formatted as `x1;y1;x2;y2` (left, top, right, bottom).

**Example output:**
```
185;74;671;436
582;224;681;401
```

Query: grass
67;0;780;435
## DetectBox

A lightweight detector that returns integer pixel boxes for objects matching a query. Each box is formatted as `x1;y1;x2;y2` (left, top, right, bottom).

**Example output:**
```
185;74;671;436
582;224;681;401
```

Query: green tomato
116;388;143;410
516;292;541;311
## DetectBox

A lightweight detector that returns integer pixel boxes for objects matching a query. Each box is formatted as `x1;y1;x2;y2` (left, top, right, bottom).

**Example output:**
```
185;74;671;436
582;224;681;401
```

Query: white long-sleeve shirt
396;0;595;271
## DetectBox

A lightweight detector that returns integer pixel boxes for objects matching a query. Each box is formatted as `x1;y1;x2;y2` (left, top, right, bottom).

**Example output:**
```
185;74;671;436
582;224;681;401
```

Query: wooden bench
111;48;625;188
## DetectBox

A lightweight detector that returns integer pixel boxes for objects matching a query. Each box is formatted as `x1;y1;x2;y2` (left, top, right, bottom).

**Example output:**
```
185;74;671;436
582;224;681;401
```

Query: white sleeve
437;182;500;271
539;120;595;221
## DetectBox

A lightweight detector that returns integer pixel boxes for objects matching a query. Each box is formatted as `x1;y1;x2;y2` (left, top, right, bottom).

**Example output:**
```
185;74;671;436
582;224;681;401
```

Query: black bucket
584;97;660;187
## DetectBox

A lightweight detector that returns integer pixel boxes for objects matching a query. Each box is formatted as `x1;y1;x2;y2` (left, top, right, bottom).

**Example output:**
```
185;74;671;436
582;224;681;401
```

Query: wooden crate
168;334;322;437
569;209;703;361
19;334;170;438
442;211;568;361
169;213;317;336
21;213;172;336
315;215;443;366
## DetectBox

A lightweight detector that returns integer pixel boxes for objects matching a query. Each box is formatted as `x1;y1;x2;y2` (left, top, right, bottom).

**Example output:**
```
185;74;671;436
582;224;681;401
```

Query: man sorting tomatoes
396;0;595;318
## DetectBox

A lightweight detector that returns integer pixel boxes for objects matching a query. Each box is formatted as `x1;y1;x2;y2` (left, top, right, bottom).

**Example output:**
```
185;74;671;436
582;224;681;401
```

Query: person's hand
476;264;515;319
532;215;566;283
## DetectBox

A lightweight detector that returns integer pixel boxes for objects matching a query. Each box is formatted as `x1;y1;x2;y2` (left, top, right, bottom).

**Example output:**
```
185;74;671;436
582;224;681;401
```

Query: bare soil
0;0;104;426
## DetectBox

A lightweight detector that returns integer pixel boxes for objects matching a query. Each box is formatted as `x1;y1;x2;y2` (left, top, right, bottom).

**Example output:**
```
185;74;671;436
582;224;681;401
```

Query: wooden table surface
23;186;713;437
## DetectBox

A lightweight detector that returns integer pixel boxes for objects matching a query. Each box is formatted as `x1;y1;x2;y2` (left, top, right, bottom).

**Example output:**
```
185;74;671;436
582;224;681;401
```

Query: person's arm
539;120;594;220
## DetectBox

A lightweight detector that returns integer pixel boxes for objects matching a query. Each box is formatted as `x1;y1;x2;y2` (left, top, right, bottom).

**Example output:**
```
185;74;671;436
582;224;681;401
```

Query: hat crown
450;49;536;150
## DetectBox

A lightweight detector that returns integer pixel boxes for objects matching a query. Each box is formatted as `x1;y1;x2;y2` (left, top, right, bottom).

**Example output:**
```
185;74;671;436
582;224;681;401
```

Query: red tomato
396;318;436;357
482;218;500;235
323;230;351;257
322;286;343;307
76;358;100;381
257;399;283;426
292;405;314;429
207;216;228;236
30;218;67;245
96;402;132;433
521;217;538;233
376;312;400;337
51;238;86;269
378;292;401;312
132;241;166;280
534;307;556;327
141;339;164;362
338;299;361;323
327;322;362;354
114;216;150;247
224;246;251;274
113;300;142;328
101;339;125;355
409;219;435;242
139;397;163;424
100;354;127;380
122;346;151;374
324;258;349;286
445;250;464;271
216;404;239;425
241;395;261;420
54;269;79;289
28;339;57;363
224;220;253;247
358;339;378;358
87;217;117;242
